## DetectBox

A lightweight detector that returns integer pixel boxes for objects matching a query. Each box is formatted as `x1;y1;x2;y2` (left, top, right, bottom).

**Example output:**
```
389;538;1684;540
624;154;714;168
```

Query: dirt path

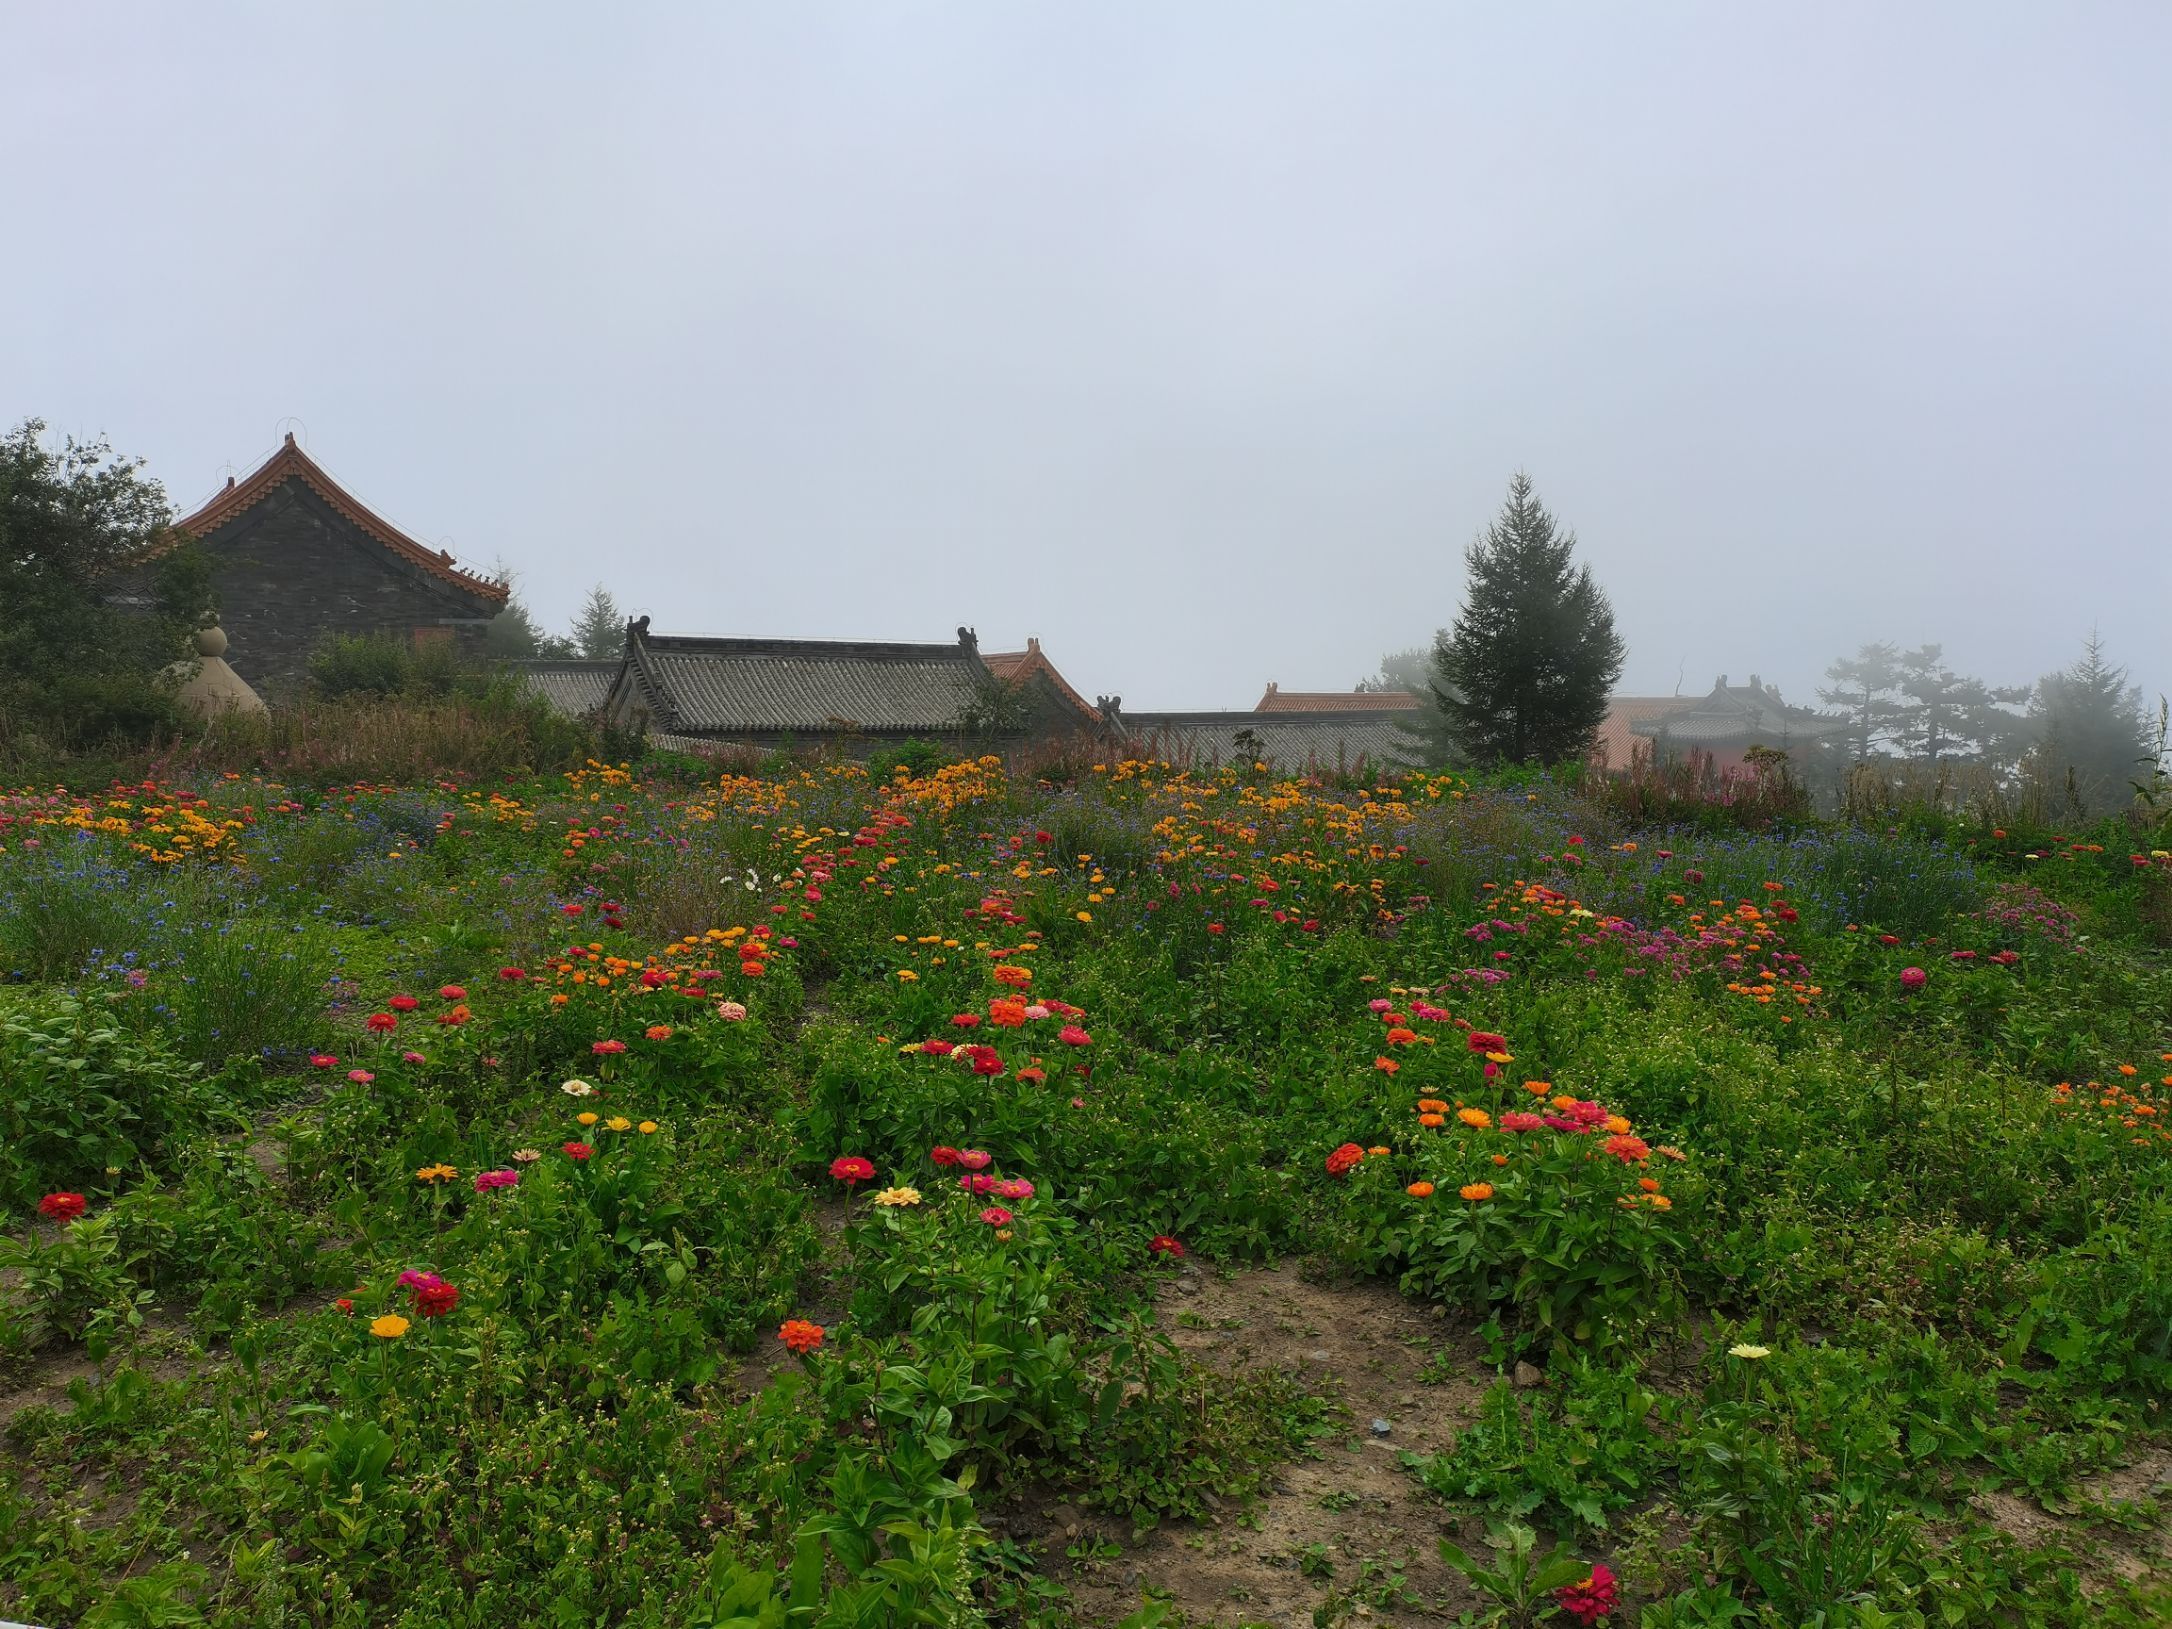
1058;1262;1494;1628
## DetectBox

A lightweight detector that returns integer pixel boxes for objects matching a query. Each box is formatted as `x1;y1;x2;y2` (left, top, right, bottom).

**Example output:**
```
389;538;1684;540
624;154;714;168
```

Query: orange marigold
1458;1107;1492;1129
1459;1182;1495;1202
1406;1181;1435;1197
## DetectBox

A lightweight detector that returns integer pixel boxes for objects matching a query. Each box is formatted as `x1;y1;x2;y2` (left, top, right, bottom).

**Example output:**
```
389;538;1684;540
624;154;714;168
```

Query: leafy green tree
569;584;625;661
0;418;207;751
1431;474;1624;766
1817;642;1909;762
2025;632;2151;812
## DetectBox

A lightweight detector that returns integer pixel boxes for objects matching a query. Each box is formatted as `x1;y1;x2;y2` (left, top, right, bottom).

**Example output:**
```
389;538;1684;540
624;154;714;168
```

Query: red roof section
982;637;1101;722
168;435;508;605
1256;683;1421;713
1591;695;1693;768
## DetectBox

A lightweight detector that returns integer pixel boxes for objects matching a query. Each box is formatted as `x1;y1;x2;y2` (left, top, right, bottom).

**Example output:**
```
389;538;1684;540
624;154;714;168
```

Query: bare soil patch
1055;1261;1496;1628
1975;1446;2172;1587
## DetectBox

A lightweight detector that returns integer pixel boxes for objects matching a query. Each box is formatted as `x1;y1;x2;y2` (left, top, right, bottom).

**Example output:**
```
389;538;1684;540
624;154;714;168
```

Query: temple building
157;435;508;690
597;621;1106;753
1625;675;1843;772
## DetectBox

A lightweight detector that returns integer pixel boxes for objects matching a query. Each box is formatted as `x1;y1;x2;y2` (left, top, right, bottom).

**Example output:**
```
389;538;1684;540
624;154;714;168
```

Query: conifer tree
2026;632;2150;811
1817;641;1908;761
1431;474;1624;766
568;584;624;661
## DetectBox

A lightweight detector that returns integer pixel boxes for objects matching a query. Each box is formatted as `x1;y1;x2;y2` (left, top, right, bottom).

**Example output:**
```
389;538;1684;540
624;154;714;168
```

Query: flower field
1;758;2168;1626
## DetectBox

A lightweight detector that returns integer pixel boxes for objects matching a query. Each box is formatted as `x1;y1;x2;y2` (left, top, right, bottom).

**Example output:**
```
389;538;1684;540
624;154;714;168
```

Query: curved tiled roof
623;628;989;734
168;435;508;606
1255;685;1422;713
982;637;1102;722
509;660;617;718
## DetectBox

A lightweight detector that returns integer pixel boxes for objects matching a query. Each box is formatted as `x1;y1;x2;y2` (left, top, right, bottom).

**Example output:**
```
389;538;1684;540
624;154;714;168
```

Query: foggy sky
6;4;2168;714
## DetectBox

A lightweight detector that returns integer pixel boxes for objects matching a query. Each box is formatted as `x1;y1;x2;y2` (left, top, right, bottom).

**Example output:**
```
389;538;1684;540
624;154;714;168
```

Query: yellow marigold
576;1111;599;1126
1075;911;1092;923
637;1121;659;1134
370;1314;410;1339
1458;1107;1492;1129
605;1116;632;1132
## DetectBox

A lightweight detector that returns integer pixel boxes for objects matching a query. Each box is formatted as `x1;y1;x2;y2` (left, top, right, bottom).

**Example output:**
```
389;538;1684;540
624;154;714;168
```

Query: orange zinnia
1459;1182;1494;1202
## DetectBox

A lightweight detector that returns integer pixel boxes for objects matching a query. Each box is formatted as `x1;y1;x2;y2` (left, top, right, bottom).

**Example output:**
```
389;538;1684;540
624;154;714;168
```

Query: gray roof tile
629;633;986;734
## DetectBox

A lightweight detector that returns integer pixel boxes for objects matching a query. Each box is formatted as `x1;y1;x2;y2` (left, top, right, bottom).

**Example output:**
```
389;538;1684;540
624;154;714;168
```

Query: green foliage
1404;1363;1666;1532
0;994;247;1207
0;418;206;756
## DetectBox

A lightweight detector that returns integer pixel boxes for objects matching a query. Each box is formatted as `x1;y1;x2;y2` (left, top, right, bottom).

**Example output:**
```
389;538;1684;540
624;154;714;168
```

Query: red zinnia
592;1038;627;1055
830;1155;876;1185
1058;1025;1092;1047
438;985;467;1001
1149;1234;1185;1258
498;967;527;981
979;1206;1014;1226
1325;1143;1365;1177
364;1012;397;1033
414;1281;459;1317
1467;1032;1507;1053
38;1192;87;1223
562;1141;593;1160
389;994;420;1012
1554;1563;1618;1625
930;1145;963;1166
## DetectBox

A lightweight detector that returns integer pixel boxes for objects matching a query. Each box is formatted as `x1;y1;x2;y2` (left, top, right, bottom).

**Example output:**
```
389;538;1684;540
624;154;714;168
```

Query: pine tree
2025;632;2150;812
1890;645;2030;769
568;585;624;661
1816;642;1907;761
1432;474;1624;766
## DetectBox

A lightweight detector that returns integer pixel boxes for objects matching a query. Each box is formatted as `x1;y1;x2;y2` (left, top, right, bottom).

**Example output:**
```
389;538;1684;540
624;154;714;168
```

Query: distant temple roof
168;434;508;606
1119;710;1419;773
1592;695;1696;766
614;621;991;736
1256;683;1423;714
982;637;1102;721
1629;675;1844;747
509;659;617;718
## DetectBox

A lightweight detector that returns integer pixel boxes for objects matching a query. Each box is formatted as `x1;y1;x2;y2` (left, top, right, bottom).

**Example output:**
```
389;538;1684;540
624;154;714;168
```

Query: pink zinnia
347;1069;375;1084
958;1149;993;1171
592;1039;627;1055
1500;1111;1544;1132
960;1173;998;1195
1058;1025;1092;1047
979;1206;1014;1226
715;1000;748;1021
1899;966;1927;992
995;1178;1035;1201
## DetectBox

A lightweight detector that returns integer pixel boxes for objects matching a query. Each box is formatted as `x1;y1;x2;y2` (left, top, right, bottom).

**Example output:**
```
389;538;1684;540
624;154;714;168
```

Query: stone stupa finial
164;617;268;720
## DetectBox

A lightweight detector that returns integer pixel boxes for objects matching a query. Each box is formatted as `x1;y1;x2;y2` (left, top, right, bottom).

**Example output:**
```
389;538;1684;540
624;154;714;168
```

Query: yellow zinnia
370;1315;410;1339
